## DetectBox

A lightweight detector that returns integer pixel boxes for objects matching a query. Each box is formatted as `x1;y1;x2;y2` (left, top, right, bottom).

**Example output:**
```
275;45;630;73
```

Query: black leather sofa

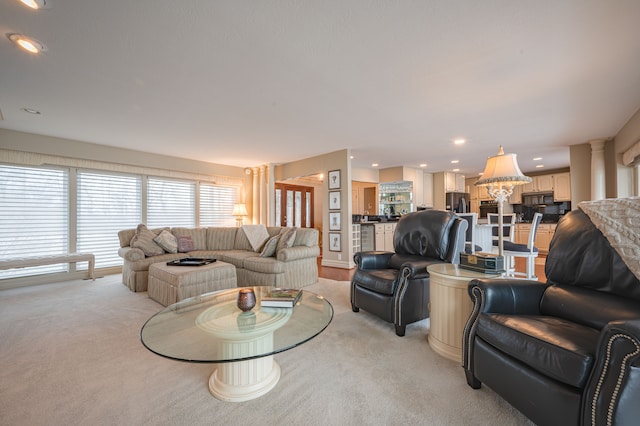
463;208;640;426
351;209;467;336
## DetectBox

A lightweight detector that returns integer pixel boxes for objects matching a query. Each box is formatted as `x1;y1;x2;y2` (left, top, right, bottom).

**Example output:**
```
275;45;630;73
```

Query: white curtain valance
622;139;640;166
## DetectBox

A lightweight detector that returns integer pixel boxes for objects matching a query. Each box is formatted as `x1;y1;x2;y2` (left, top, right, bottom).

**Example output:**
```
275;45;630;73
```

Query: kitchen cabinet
374;222;396;251
433;172;467;209
553;173;571;201
535;223;556;253
379;182;413;216
514;223;531;245
521;175;554;193
510;183;524;205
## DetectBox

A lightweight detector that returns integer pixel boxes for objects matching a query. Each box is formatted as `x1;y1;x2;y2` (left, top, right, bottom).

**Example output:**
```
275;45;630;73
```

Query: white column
590;139;606;200
635;164;640;197
251;167;259;224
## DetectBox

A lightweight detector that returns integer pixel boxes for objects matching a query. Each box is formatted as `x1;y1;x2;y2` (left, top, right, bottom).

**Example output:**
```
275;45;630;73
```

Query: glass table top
140;286;333;363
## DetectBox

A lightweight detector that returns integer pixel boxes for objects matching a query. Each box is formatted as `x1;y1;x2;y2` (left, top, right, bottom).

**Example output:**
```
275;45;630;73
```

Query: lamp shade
232;203;248;217
475;146;531;187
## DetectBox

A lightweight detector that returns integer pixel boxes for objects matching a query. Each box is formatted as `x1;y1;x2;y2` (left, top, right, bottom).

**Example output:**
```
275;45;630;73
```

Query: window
0;165;68;278
77;171;141;269
200;184;237;227
147;178;195;228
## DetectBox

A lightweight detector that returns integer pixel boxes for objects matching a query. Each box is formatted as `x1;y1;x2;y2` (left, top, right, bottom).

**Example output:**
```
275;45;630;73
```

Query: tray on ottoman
167;257;216;267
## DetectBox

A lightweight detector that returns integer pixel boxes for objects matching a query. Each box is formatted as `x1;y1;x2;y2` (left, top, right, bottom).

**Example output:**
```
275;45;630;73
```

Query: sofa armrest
584;318;640;425
118;246;145;262
468;278;547;315
276;245;320;262
354;251;394;270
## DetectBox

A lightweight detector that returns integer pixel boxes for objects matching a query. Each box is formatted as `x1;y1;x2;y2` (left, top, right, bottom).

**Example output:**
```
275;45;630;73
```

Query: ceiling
1;1;640;177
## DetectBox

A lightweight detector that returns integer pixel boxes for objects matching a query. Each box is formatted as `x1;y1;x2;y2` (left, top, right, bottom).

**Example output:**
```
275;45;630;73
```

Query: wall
569;143;592;205
613;107;640;196
275;149;353;269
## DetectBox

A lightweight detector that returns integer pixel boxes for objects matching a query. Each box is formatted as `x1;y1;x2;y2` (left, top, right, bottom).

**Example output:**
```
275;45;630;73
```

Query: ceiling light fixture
419;163;427;168
536;165;545;168
451;160;459;164
371;163;379;167
533;157;542;161
18;0;46;9
8;33;47;53
454;139;466;145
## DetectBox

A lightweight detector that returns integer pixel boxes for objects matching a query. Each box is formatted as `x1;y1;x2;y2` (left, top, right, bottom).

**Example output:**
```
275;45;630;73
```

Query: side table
427;263;501;363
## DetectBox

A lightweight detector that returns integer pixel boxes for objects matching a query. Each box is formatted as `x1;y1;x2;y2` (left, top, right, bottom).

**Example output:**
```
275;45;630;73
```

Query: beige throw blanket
578;197;640;281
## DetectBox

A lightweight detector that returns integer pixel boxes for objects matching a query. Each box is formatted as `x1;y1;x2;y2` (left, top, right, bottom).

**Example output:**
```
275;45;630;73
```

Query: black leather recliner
351;209;467;336
463;208;640;426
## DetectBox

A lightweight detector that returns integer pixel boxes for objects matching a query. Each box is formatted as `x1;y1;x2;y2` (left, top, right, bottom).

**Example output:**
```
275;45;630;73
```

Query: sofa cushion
206;227;238;250
276;227;297;253
217;250;260;269
177;236;195;253
154;230;178;253
171;228;207;250
242;224;270;252
352;269;399;296
476;313;600;388
233;228;255;251
242;256;286;274
130;224;165;256
259;235;279;257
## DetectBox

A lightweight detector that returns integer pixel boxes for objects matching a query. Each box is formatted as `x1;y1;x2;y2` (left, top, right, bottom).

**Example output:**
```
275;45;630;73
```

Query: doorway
274;183;315;228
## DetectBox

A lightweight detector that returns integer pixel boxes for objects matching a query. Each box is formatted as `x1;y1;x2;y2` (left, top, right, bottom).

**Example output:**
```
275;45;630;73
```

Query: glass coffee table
141;286;333;402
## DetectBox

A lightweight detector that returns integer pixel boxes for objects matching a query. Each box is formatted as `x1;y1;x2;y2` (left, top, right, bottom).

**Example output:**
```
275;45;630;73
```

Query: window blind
0;165;68;278
77;171;141;269
200;184;237;227
147;178;195;228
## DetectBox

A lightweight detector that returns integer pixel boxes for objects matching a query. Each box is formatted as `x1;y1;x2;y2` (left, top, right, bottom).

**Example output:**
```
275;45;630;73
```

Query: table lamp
475;146;531;257
232;203;248;227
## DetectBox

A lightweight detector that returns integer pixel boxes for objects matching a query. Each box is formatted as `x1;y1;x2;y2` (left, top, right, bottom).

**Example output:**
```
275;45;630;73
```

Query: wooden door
274;183;315;228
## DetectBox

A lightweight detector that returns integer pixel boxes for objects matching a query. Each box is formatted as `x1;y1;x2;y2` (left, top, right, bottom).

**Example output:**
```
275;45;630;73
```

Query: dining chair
487;213;517;273
502;212;543;279
457;212;482;253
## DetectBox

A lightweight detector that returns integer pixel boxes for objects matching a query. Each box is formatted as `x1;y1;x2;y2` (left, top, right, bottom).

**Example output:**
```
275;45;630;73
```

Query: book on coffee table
260;288;303;308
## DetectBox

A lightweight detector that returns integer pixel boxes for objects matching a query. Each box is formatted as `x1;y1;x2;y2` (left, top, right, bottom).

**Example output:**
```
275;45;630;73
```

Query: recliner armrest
584;318;640;425
399;260;432;280
468;278;547;315
354;251;394;270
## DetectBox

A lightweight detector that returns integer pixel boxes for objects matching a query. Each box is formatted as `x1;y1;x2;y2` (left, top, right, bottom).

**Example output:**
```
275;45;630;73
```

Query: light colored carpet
0;275;533;426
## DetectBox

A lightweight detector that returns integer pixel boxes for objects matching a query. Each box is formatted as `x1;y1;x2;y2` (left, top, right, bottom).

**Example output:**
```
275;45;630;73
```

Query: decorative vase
237;288;256;312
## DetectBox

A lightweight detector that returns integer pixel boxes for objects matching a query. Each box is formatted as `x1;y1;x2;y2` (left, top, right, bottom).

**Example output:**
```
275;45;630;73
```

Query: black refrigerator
445;192;470;213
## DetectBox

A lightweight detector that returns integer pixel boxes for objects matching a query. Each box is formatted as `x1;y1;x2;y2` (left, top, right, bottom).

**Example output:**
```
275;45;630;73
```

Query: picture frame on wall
328;170;341;190
329;191;341;210
329;211;341;231
329;232;341;251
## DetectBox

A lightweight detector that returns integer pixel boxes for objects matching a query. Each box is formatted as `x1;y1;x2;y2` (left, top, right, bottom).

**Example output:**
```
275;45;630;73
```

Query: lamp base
235;218;244;228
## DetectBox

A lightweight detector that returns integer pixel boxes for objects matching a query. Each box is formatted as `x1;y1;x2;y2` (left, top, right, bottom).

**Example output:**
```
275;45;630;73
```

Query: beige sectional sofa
117;225;320;292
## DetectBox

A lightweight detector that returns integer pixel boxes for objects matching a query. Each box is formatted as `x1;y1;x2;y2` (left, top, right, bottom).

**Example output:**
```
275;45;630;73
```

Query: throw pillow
154;230;178;253
177;236;195;253
276;227;297;253
259;235;280;257
242;224;270;252
130;224;165;257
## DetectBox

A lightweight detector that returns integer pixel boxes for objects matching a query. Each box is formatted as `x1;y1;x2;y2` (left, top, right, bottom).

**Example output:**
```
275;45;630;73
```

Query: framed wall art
329;191;341;210
328;170;341;190
329;211;341;231
328;232;341;252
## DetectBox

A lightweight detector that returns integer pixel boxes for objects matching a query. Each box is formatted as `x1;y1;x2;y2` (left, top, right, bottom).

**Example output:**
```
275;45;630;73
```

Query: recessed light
349;155;354;159
533;157;542;161
451;160;459;164
419;163;427;168
371;163;379;167
21;107;41;115
452;168;460;172
454;139;466;145
8;33;47;53
536;165;545;168
18;0;46;9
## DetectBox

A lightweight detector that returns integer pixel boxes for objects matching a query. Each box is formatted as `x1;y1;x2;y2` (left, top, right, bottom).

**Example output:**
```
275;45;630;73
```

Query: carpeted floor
0;275;533;426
